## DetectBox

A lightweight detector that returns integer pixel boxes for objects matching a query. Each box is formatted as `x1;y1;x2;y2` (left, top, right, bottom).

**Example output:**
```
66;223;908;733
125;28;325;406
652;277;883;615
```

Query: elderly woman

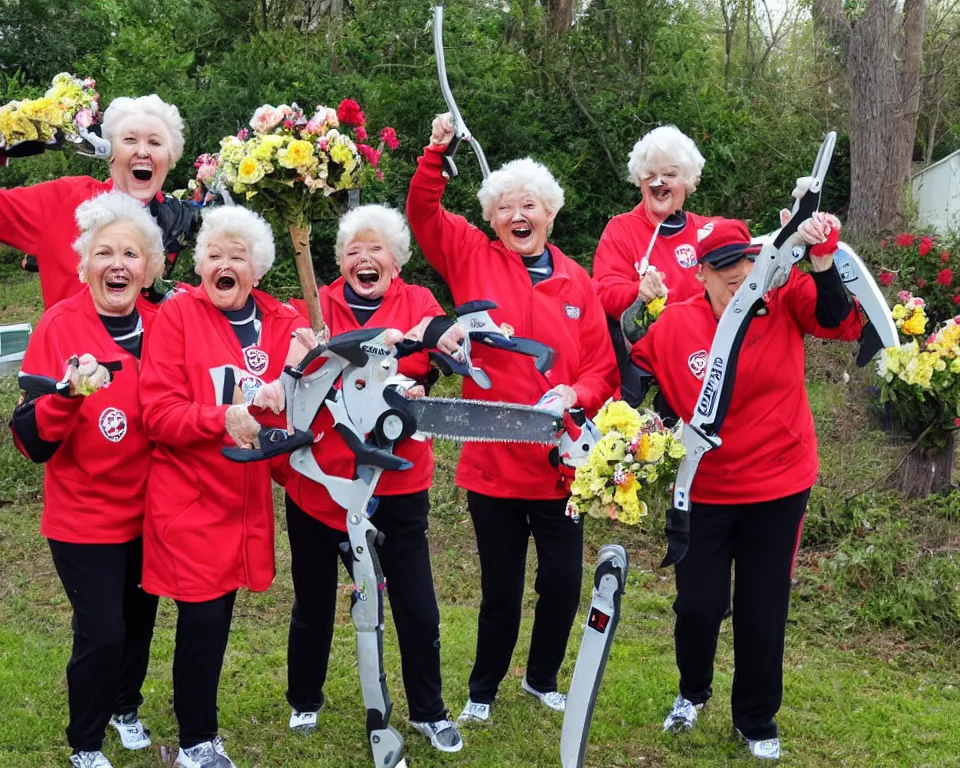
406;114;617;724
268;204;466;752
11;191;166;768
0;94;198;307
592;126;721;368
624;214;861;760
138;206;307;768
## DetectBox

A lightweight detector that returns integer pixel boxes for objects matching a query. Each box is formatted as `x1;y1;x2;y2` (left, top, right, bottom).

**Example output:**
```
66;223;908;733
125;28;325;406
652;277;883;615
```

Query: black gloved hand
660;507;691;567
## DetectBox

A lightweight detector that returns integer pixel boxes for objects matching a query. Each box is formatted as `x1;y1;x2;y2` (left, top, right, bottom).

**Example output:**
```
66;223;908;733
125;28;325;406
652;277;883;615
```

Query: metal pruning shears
433;4;491;180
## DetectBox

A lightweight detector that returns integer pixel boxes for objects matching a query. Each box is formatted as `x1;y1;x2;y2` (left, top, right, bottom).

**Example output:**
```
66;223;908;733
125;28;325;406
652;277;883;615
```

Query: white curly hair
627;125;705;193
336;204;412;269
477;158;565;223
193;206;276;280
73;191;166;284
101;95;185;166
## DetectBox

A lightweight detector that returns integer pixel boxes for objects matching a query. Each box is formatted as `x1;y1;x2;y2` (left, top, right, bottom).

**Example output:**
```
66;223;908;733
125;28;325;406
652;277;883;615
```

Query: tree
813;0;926;239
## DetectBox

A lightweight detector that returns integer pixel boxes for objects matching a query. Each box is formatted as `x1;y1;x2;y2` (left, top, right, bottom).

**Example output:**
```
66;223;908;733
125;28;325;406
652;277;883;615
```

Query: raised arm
787;213;863;341
592;218;644;320
405;113;490;284
0;178;63;256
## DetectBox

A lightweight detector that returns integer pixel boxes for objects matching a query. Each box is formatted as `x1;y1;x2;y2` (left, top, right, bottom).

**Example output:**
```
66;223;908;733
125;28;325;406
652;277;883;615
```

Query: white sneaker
662;694;703;732
456;698;490;724
175;739;236;768
69;753;113;768
521;678;566;712
737;729;781;760
289;709;319;732
108;712;151;750
410;719;464;753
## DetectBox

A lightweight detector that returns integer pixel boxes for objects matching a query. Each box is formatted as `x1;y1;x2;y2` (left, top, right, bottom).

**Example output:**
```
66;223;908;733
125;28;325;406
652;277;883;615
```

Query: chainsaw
221;304;596;768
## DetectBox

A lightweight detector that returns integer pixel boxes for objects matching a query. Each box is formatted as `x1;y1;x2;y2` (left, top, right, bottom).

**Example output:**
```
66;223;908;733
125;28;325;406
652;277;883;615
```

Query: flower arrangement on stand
875;233;959;327
876;292;960;496
190;99;399;332
0;73;99;160
567;400;685;525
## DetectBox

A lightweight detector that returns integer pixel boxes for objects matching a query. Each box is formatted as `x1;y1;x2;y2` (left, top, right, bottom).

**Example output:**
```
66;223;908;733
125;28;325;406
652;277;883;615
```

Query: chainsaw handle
442;135;462;179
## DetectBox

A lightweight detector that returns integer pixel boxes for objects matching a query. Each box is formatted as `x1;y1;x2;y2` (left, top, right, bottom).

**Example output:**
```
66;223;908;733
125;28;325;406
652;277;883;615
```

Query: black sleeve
621;362;655;409
9;396;61;463
149;196;202;277
811;262;854;329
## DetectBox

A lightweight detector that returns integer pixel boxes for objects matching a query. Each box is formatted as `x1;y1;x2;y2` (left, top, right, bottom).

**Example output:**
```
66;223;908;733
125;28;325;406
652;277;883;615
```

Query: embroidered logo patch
688;350;708;380
243;346;269;375
98;407;127;442
697;222;714;242
675;244;698;268
564;304;581;320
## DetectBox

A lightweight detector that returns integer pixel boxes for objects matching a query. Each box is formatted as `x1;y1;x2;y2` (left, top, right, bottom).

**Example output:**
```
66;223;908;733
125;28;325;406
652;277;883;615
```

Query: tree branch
812;0;852;56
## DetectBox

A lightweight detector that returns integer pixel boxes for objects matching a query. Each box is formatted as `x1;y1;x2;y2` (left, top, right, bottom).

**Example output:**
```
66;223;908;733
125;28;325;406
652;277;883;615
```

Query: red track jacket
20;288;155;543
631;269;863;504
407;144;618;500
139;286;306;602
277;277;444;530
0;176;115;308
593;203;722;319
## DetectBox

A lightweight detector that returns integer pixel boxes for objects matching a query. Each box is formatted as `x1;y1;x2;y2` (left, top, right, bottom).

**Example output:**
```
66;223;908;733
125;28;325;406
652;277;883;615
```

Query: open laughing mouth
216;274;236;290
356;267;380;285
650;186;671;202
105;274;130;293
511;225;532;240
132;163;154;182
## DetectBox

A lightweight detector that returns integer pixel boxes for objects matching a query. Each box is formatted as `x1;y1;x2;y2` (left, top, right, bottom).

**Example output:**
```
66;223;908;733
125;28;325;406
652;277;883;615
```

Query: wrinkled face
491;189;556;257
640;161;688;223
198;235;257;311
341;232;398;299
84;222;151;316
110;115;172;203
697;257;755;316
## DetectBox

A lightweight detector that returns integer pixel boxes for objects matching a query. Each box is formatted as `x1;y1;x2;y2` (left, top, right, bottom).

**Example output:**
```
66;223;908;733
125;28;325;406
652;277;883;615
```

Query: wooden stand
894;434;955;499
288;222;325;334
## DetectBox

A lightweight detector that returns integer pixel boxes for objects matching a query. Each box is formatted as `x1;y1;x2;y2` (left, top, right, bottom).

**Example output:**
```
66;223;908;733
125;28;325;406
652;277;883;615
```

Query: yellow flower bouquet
566;400;685;525
191;99;399;332
0;73;99;155
877;292;960;450
621;294;667;347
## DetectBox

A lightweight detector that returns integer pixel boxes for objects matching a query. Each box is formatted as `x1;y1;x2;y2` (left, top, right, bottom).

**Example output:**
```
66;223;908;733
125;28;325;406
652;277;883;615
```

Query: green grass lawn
1;269;959;767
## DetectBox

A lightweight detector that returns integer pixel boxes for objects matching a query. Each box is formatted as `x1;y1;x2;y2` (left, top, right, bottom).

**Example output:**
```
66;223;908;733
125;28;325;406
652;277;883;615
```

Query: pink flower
82;78;96;89
249;105;284;133
302;115;326;137
878;270;895;286
954;418;960;428
953;294;960;305
316;138;329;152
919;236;934;256
354;125;368;141
74;108;93;129
357;143;381;167
942;251;952;263
375;169;384;181
881;238;889;248
937;268;953;286
195;156;219;184
917;278;928;288
237;128;249;141
379;127;400;151
337;99;366;127
898;290;913;303
283;119;295;131
896;233;914;247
